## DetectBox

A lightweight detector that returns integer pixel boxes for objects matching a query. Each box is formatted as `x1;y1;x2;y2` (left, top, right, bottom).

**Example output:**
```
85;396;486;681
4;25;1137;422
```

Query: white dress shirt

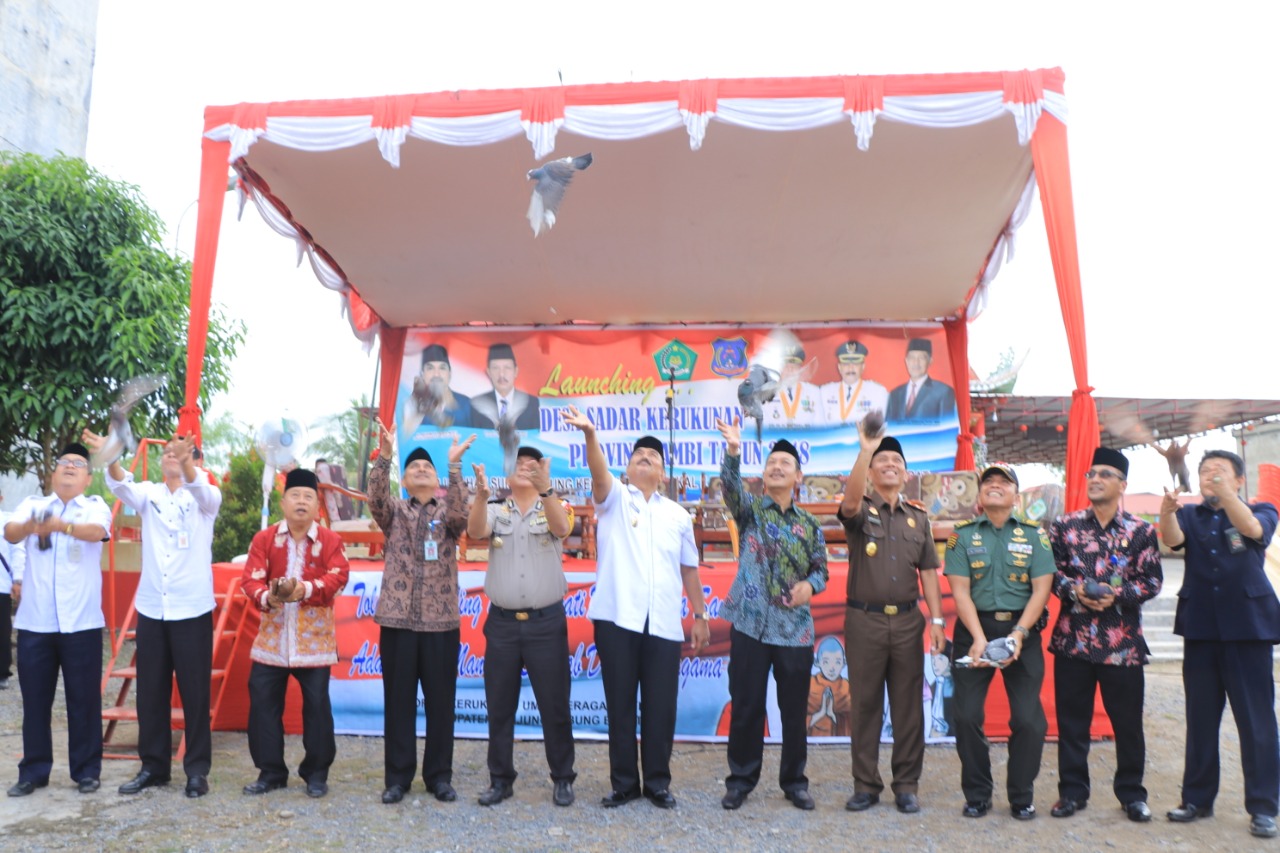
588;475;698;643
9;493;112;633
106;470;221;621
0;510;25;595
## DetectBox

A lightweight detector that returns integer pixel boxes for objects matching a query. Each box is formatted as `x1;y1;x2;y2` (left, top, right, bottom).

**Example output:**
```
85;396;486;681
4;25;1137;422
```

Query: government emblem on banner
710;337;748;378
653;339;697;381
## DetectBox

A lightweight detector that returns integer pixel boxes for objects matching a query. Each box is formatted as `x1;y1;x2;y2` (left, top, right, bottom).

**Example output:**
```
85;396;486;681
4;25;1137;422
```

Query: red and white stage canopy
181;67;1098;508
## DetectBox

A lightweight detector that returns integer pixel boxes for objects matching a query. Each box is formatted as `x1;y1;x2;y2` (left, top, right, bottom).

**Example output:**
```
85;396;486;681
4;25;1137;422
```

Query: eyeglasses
1084;469;1122;481
56;457;89;469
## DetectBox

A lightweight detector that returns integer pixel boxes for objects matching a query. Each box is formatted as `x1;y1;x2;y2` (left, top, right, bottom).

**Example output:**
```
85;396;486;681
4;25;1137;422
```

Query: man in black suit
1160;449;1280;839
471;344;540;431
886;338;956;422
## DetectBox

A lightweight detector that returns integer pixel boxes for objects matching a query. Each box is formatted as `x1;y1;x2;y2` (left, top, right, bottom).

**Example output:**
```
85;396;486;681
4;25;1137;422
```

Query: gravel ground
0;658;1275;852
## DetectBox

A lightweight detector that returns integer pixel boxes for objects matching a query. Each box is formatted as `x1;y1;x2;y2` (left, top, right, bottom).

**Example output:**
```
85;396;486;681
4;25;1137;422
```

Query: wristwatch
693;612;711;621
539;490;553;497
930;617;945;626
1012;625;1030;638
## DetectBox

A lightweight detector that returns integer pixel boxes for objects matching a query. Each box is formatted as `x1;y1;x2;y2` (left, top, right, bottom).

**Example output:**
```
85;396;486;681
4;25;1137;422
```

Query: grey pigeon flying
861;409;886;440
408;376;452;431
526;153;592;236
90;374;166;469
737;364;780;445
497;414;519;475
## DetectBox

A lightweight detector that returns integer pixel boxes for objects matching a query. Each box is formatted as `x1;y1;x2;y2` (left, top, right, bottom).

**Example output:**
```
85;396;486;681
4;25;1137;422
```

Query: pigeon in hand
90;375;165;469
527;153;592;236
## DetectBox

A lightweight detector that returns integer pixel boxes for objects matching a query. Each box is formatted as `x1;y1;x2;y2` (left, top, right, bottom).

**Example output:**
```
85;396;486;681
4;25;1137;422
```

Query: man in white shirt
763;343;825;428
820;341;889;426
0;490;26;690
4;442;112;797
85;430;222;798
560;406;710;809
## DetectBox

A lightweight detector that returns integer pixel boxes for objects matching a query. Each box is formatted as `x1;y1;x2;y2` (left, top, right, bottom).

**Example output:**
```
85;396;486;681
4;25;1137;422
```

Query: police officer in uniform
944;463;1053;820
838;422;946;814
467;447;576;807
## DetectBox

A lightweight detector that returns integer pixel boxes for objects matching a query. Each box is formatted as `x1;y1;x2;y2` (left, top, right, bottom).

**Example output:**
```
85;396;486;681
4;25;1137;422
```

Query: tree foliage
211;447;278;564
309;396;377;496
0;153;244;491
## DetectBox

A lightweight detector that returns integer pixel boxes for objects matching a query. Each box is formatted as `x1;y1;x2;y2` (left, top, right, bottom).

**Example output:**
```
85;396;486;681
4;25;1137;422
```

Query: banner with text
395;326;960;491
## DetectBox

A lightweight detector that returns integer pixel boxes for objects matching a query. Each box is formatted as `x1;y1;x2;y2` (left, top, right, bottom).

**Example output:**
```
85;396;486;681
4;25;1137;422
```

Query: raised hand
472;463;490;500
375;417;395;460
447;433;478;465
715;416;742;455
559;405;594;434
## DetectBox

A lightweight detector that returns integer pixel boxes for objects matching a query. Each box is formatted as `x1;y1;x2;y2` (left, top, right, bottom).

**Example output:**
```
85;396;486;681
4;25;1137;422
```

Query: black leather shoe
1125;801;1152;822
118;770;170;795
381;784;406;804
7;780;47;797
306;779;328;798
963;800;991;818
846;792;879;811
1051;798;1085;818
77;778;100;794
1251;815;1279;838
185;776;209;798
1167;803;1213;822
1011;803;1037;820
601;789;642;808
478;784;513;806
242;779;287;795
721;788;748;810
553;780;574;807
428;782;457;802
896;792;920;814
646;789;677;809
786;789;816;811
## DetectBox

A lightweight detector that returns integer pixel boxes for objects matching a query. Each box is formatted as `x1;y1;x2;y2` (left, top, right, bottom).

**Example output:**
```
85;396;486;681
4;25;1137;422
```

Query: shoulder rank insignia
904;499;927;512
954;519;975;530
947;533;959;550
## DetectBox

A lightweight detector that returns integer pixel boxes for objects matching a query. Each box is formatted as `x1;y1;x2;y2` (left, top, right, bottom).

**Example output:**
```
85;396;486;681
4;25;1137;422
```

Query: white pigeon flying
526;153;592;236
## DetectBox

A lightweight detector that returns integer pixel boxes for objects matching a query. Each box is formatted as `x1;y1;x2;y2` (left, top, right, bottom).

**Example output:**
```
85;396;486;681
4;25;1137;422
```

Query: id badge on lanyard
424;519;440;562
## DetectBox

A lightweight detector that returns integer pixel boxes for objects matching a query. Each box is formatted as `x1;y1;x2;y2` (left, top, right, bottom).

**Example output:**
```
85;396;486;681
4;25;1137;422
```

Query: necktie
905;383;918;413
499;398;508;420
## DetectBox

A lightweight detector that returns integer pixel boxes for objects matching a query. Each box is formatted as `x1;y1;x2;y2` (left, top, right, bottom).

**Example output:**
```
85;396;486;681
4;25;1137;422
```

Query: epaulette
904;499;928;513
953;518;975;529
487;497;505;504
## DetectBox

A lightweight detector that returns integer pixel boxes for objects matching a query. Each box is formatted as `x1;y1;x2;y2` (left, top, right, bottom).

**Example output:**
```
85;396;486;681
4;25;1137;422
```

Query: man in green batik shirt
944;462;1054;821
715;417;828;813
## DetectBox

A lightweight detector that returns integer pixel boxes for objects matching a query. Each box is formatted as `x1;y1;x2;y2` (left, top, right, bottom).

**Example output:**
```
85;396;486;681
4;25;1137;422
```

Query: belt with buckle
490;602;563;621
978;610;1016;622
846;598;918;616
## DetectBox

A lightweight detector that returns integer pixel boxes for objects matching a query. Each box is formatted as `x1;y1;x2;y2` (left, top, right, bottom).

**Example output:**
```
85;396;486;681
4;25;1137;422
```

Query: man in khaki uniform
838;423;946;814
467;446;576;807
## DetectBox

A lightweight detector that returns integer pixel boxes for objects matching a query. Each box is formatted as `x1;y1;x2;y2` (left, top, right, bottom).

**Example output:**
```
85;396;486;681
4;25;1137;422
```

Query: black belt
846;598;918;616
976;610;1018;622
490;602;563;621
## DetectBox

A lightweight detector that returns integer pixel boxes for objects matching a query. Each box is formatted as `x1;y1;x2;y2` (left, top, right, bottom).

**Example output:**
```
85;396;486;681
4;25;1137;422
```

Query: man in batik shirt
1047;447;1162;823
715;417;828;812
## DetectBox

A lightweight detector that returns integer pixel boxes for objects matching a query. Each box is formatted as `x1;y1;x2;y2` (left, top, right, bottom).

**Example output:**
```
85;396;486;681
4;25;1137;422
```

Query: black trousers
1181;639;1280;816
484;608;576;786
246;662;334;784
0;592;11;678
381;626;458;790
1054;654;1147;805
16;629;102;784
952;617;1046;806
725;627;814;795
135;611;213;778
594;619;681;795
